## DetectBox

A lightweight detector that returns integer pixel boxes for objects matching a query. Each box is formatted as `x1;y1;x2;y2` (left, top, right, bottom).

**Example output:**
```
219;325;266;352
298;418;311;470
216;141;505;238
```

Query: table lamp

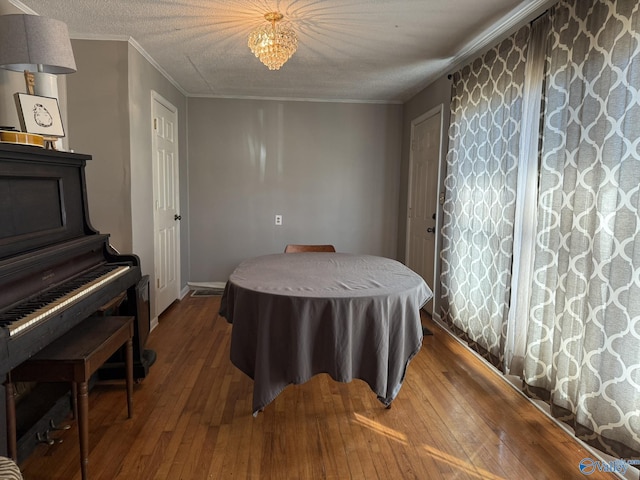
0;14;76;148
0;14;76;97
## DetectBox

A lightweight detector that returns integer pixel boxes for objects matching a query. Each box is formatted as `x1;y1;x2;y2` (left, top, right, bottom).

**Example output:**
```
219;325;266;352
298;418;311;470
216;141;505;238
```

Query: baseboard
180;285;190;299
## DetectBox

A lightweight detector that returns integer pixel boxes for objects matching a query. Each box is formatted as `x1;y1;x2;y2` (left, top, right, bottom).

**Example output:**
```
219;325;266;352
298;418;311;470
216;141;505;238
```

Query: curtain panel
440;26;529;369
523;0;640;459
505;15;550;376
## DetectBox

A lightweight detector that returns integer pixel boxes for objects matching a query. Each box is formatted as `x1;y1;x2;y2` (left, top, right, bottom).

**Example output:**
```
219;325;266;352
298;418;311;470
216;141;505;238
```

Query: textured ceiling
13;0;552;102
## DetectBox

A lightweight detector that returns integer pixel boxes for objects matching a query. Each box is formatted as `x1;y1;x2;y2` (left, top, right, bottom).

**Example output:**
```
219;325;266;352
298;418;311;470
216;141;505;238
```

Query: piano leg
126;338;133;419
98;277;156;381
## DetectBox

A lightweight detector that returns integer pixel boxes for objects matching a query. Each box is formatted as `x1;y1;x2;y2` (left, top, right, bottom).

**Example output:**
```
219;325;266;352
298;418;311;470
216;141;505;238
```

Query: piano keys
0;143;155;458
1;264;130;337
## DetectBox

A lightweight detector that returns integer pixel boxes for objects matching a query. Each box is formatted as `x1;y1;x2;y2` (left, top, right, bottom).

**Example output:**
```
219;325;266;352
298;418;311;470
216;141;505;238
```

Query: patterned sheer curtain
505;15;550;376
523;0;640;459
440;26;529;369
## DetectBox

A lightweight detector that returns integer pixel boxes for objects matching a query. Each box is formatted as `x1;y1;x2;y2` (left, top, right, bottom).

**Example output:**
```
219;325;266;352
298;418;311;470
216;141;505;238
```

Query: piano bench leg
71;383;78;420
5;316;134;479
5;381;17;462
77;382;89;480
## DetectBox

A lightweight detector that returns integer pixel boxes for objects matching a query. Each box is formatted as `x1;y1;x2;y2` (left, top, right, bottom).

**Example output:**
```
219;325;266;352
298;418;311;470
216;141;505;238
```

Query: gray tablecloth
219;253;432;415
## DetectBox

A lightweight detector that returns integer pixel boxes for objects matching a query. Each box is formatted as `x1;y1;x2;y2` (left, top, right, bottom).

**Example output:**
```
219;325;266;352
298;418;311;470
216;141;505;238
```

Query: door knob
174;214;182;221
426;227;435;233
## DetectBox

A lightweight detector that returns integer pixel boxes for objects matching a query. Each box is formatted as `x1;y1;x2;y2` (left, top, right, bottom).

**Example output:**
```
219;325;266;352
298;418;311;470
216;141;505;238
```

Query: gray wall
67;39;188;319
0;3;29;129
127;43;189;301
187;98;403;282
397;75;453;262
0;70;24;129
67;40;132;252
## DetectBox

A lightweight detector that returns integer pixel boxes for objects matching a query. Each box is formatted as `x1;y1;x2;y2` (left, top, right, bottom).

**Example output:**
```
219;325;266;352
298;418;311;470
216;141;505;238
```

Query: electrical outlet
275;214;282;226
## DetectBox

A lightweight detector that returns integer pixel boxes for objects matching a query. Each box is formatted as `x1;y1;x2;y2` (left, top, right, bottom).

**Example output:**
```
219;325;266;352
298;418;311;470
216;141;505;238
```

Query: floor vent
190;289;223;297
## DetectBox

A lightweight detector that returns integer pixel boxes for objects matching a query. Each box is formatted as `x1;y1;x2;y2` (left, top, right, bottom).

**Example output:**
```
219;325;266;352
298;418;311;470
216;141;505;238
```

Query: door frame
151;90;180;319
406;104;445;320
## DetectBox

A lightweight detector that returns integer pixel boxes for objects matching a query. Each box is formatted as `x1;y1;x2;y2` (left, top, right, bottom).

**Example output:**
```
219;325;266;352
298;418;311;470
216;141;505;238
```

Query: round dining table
218;252;432;416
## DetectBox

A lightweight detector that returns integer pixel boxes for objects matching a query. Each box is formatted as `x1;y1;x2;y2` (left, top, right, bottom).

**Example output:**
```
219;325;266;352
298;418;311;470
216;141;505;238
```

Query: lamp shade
0;14;76;74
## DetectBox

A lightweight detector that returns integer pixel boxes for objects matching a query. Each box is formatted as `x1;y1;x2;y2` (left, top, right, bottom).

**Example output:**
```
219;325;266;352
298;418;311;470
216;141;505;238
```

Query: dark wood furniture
283;244;336;253
6;316;134;480
0;143;154;457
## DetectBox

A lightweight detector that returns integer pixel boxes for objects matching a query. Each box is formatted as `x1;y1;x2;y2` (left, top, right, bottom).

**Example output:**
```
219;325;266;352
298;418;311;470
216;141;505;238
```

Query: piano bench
5;316;134;480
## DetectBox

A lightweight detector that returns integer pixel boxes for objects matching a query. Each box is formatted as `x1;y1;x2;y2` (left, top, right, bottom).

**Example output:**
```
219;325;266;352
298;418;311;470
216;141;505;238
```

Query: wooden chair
284;244;336;253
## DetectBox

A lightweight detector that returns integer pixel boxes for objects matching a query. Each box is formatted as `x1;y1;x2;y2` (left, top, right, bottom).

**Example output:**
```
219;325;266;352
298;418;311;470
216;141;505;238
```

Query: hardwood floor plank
18;295;620;479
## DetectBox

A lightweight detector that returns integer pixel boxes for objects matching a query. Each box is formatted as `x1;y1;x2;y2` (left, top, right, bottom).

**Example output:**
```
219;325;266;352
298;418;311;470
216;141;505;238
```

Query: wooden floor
19;294;616;479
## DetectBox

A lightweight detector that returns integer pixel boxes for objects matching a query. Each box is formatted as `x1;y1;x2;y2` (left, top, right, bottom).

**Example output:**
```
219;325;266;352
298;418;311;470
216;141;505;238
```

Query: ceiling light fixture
248;12;297;71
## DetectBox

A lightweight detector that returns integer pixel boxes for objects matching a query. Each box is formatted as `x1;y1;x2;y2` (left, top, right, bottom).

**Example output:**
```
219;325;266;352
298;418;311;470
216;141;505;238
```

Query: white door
406;108;442;315
152;92;180;315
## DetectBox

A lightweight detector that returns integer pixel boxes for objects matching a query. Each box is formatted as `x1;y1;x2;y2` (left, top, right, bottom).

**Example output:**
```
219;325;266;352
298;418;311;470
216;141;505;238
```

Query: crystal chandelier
248;12;297;70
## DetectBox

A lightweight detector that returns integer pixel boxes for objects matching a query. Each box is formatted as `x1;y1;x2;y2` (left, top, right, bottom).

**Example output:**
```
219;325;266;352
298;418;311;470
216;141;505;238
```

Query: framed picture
14;93;65;138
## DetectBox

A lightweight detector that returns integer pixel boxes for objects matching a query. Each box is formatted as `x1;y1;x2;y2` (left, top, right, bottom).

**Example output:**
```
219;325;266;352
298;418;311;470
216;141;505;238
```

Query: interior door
406;109;442;315
152;93;180;315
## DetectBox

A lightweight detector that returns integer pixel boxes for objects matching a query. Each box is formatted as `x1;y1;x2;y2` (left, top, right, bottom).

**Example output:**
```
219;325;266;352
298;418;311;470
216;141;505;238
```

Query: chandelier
248;12;297;70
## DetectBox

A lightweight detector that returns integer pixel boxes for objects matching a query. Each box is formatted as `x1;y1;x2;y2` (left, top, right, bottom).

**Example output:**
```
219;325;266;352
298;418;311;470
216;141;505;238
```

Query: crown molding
128;36;187;96
447;0;555;75
8;0;557;104
188;93;402;105
70;33;188;97
6;0;37;14
6;0;188;97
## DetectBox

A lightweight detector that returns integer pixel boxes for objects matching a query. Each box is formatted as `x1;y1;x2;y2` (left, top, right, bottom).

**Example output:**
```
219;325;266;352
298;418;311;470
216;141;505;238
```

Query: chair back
284;244;336;253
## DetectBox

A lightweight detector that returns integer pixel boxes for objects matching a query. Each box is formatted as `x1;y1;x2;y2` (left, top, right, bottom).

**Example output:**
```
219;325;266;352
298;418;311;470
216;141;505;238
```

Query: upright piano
0;143;153;456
